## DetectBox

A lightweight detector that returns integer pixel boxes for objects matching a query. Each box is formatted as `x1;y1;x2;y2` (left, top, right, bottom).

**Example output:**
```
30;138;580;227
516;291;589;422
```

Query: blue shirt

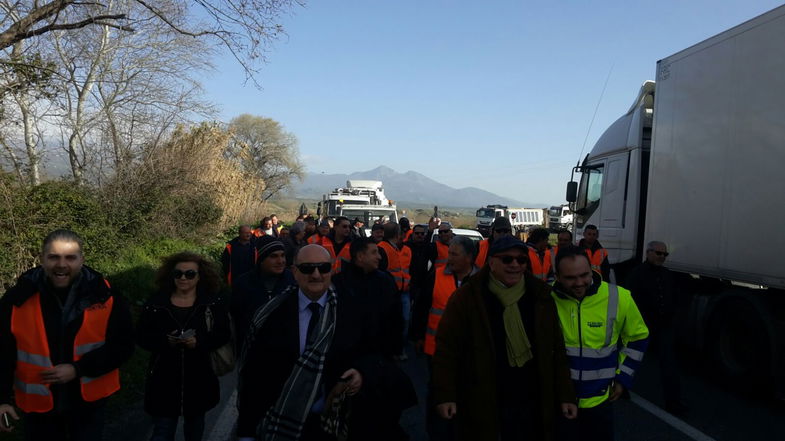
297;289;328;413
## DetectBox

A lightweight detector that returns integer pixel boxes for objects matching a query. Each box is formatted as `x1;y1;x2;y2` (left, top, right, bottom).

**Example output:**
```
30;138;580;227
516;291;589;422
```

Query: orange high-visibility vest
550;246;559;273
527;247;552;281
475;239;490;267
434;241;449;269
403;230;413;242
332;239;352;274
585;247;608;275
307;234;325;245
379;241;411;292
11;288;120;413
424;268;458;355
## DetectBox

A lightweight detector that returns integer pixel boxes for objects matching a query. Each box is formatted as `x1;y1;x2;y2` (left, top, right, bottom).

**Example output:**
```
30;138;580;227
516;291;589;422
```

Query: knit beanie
256;236;285;262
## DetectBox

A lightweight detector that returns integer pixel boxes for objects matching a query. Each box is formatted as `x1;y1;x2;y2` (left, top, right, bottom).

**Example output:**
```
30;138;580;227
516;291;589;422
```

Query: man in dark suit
237;244;376;441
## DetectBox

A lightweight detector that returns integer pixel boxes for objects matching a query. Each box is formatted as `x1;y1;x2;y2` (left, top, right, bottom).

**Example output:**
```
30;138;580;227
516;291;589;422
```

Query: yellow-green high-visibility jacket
551;280;649;408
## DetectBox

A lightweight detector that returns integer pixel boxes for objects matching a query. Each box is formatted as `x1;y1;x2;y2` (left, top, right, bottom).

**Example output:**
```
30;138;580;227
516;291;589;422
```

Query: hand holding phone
0;404;19;432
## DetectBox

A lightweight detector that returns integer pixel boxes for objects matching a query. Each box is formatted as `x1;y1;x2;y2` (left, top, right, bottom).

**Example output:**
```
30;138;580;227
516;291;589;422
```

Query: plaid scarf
242;285;338;441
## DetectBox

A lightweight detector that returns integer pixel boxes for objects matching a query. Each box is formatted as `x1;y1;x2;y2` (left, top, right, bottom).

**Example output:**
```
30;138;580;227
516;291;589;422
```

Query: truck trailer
566;5;785;396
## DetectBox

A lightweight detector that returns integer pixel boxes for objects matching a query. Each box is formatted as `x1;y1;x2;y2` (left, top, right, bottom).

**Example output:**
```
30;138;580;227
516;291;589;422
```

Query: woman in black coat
137;252;231;441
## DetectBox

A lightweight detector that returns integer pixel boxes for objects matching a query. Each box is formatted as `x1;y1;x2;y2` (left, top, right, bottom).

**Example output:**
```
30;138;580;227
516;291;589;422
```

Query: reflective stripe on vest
434;241;449;269
424;268;458;356
527;247;552;281
475;239;489;267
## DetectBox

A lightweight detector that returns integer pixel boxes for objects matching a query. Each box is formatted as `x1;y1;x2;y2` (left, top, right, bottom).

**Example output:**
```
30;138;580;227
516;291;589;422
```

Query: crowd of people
0;211;687;441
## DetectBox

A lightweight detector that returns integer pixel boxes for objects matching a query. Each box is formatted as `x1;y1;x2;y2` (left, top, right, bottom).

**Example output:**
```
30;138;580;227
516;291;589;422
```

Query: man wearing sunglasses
431;236;576;441
551;245;649;440
430;223;454;270
475;217;514;267
623;241;685;415
239;244;375;441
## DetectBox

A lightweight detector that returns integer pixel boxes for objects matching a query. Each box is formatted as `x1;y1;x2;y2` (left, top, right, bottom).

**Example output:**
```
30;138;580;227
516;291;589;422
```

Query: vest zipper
577;298;583;383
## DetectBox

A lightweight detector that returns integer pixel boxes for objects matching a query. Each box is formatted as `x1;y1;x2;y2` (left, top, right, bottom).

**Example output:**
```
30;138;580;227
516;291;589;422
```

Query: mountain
292;166;544;208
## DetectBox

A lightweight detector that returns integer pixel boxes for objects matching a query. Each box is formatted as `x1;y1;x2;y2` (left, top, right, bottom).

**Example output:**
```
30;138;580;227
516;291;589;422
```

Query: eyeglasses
493;255;527;265
296;262;333;275
650;250;669;257
494;229;511;234
413;232;426;236
172;269;198;280
438;230;452;234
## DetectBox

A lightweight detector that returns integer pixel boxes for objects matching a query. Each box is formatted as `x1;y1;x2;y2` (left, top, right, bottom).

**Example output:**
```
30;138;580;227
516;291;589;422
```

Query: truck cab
572;81;654;272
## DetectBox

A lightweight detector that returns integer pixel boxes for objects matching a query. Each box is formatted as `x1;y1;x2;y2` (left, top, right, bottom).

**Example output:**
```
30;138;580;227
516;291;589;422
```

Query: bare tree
1;0;302;81
227;114;304;201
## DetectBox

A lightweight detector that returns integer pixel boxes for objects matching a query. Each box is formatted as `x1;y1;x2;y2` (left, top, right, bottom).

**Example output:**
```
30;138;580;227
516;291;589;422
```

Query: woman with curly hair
137;252;231;441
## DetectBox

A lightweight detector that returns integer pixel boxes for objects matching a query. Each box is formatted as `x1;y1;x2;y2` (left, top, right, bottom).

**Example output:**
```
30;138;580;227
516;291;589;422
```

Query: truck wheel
707;299;771;387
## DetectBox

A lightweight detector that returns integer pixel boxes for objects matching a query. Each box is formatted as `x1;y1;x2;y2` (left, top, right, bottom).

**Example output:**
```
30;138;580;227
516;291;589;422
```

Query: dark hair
400;217;411;230
451;235;477;260
557;230;573;240
270;213;278;218
383;222;400;240
350;237;377;262
154;251;221;295
334;216;350;227
554;245;591;274
42;229;84;255
260;217;272;227
584;224;598;231
528;228;550;244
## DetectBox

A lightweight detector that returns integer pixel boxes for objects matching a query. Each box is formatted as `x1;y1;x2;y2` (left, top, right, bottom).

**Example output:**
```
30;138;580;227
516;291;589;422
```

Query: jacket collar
9;265;109;307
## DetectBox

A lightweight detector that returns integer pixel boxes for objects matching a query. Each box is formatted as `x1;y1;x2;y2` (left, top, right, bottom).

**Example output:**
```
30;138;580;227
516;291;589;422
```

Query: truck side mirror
566;181;578;203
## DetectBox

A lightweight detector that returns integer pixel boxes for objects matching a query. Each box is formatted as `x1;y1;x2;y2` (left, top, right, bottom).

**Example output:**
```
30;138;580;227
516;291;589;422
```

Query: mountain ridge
292;166;546;208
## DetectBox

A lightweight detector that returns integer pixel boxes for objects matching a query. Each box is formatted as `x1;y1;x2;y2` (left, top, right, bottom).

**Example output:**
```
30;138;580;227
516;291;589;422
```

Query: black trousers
556;400;614;441
24;402;106;441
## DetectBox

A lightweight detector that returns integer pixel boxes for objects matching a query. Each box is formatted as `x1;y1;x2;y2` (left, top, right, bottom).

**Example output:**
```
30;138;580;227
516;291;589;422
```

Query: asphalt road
119;344;785;441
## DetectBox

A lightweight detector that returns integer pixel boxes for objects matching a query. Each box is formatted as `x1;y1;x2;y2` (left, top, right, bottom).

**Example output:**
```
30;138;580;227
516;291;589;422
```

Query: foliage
228;114;304;201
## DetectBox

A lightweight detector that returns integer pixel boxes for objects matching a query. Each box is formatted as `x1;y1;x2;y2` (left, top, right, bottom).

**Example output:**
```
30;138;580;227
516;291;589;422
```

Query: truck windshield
575;165;603;227
476;208;495;217
549;208;561;216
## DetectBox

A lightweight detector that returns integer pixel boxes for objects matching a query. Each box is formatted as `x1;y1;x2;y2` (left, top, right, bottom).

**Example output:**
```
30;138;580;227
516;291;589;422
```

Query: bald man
237;245;378;441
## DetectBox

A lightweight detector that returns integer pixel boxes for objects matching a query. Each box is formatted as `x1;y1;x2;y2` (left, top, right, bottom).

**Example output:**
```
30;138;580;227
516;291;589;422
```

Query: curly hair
154;251;222;295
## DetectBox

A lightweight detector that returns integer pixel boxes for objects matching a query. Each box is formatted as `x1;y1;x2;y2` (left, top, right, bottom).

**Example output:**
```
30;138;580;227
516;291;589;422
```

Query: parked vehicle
475;205;543;236
322;180;398;225
565;5;785;395
547;204;572;232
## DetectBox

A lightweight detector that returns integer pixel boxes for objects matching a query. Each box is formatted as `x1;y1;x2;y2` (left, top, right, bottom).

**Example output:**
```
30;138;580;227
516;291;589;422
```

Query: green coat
432;266;575;441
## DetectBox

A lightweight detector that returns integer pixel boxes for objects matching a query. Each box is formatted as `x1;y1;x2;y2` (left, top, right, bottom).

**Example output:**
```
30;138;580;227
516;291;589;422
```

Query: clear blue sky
198;0;783;206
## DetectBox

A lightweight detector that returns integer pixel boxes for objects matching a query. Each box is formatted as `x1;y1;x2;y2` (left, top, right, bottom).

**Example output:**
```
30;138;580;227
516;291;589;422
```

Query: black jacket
0;266;134;412
230;268;295;350
623;261;680;334
332;262;403;357
220;238;256;285
136;290;231;417
236;285;378;437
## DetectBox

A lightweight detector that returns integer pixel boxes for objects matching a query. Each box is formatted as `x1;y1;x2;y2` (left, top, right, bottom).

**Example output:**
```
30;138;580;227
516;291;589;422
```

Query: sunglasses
296;262;333;275
172;269;198;280
438;230;452;234
650;250;669;257
494;229;511;234
413;231;426;236
493;255;527;265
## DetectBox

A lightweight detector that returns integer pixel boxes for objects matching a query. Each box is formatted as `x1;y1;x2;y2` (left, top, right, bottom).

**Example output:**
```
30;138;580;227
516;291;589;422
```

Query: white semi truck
547;204;572;232
321;180;398;225
566;6;785;395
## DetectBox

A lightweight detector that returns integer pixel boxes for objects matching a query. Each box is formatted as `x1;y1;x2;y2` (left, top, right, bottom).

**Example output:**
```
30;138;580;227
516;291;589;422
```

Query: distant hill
292;166;544;208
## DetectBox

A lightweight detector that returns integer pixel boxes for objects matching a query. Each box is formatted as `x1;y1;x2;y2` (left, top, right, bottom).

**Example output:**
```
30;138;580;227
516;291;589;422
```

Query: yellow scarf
488;274;533;367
